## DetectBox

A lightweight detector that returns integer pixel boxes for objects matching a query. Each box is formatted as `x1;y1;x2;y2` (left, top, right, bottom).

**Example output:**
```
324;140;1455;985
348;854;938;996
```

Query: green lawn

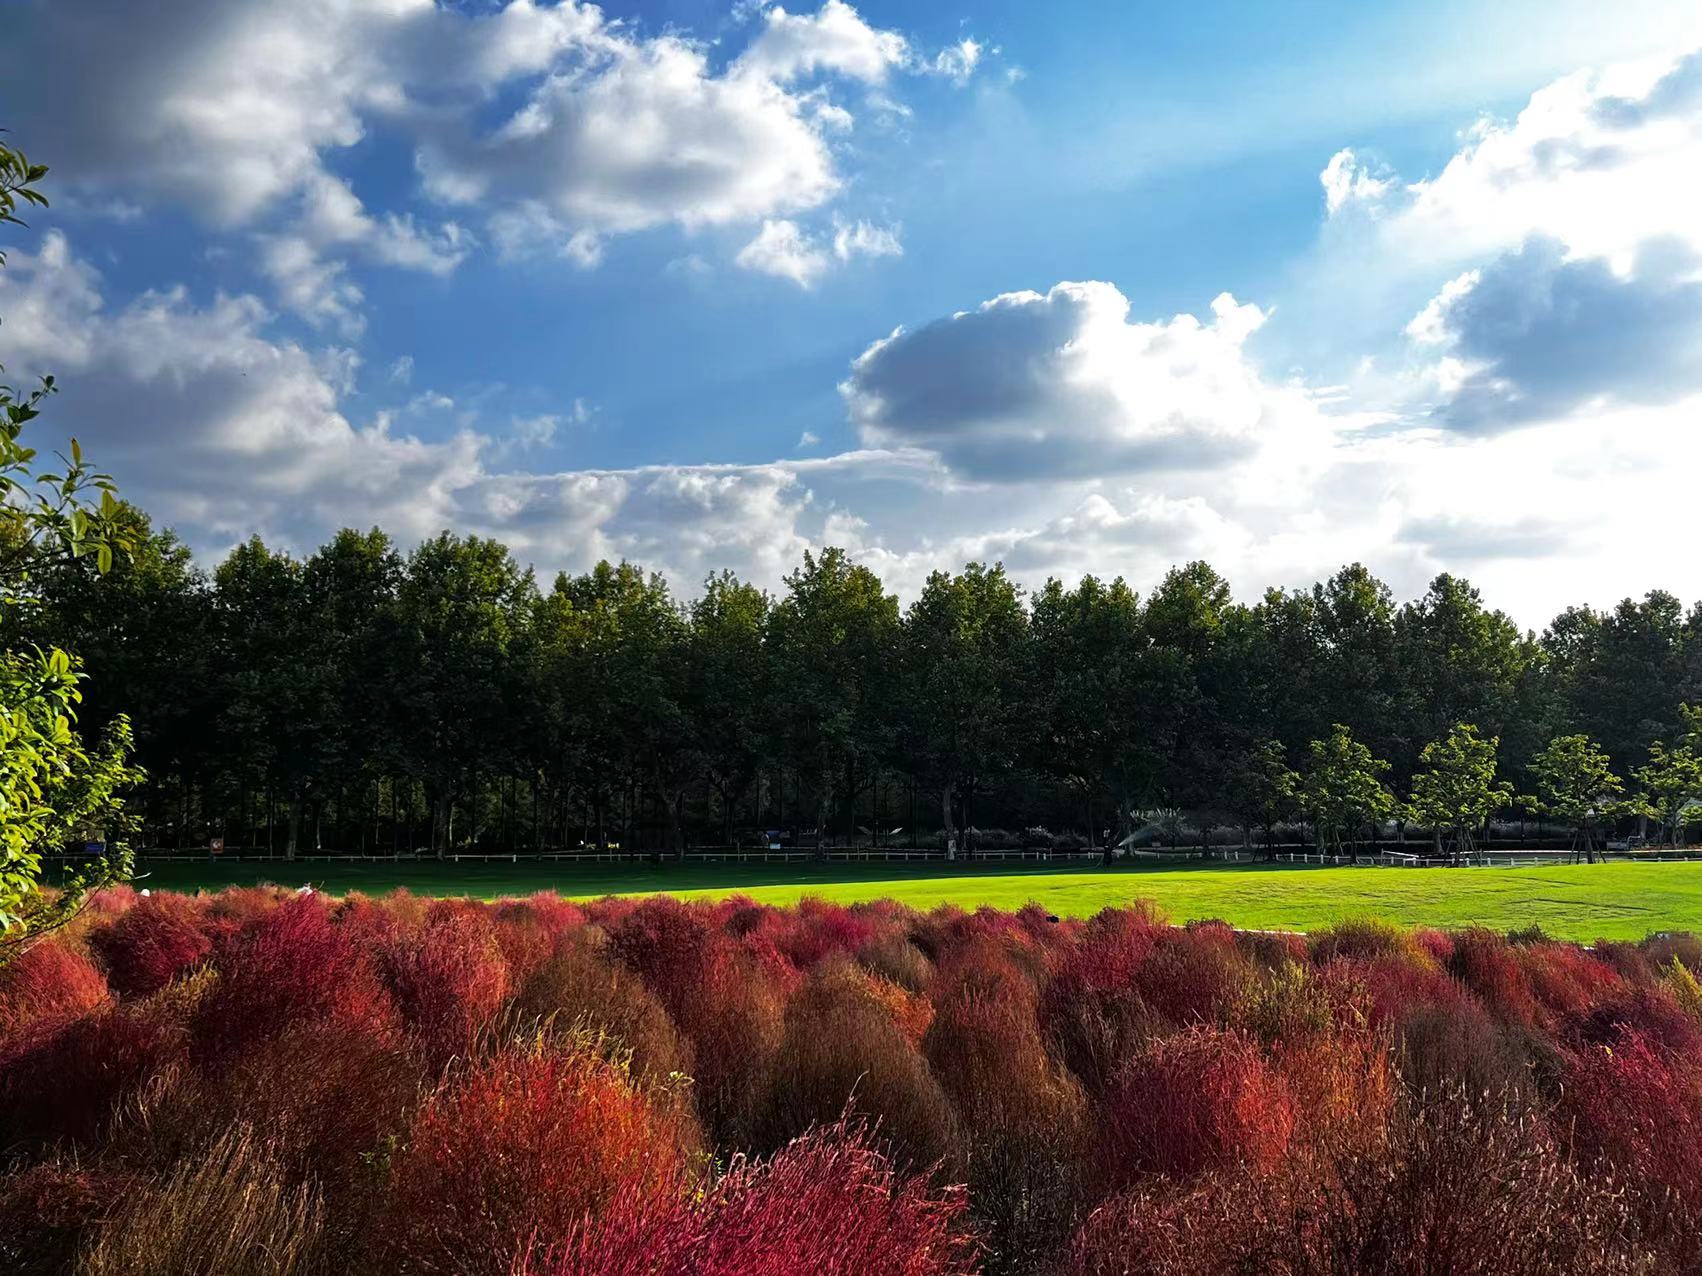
129;857;1702;941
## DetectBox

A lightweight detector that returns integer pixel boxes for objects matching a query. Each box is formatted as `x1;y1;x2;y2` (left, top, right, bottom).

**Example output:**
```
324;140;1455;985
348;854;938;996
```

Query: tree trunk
942;784;956;861
287;792;302;862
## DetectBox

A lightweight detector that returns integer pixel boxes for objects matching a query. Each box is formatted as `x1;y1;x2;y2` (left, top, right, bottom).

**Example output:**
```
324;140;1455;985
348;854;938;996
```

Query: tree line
18;508;1702;861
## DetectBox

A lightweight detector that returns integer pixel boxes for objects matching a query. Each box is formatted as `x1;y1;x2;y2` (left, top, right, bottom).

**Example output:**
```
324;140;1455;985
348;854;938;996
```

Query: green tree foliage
1299;724;1395;861
1630;706;1702;847
1521;734;1625;863
1;135;140;958
901;563;1028;857
1405;723;1513;859
766;549;898;857
1222;739;1298;854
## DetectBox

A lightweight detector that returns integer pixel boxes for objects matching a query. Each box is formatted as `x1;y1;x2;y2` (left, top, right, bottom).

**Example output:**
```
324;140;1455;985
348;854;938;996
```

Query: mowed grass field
130;857;1702;941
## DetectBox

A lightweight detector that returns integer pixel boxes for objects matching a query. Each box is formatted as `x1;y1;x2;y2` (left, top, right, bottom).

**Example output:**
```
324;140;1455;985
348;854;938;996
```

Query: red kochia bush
610;897;784;1142
0;1002;184;1147
86;892;214;998
381;901;512;1061
1562;1031;1702;1216
193;894;394;1062
1097;1026;1294;1189
518;1122;979;1276
0;938;109;1033
375;1037;692;1275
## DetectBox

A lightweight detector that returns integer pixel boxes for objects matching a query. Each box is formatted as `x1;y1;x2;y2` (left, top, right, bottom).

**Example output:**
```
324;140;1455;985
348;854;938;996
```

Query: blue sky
3;0;1701;625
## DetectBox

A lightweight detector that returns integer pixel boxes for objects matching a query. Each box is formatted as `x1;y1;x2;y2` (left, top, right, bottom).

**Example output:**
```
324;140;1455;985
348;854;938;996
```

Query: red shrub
0;1002;184;1147
1394;1001;1539;1101
519;1121;979;1276
1448;928;1538;1024
925;946;1073;1135
1096;1027;1294;1189
193;894;394;1062
0;1159;137;1275
1134;928;1256;1027
144;1018;420;1183
1040;907;1167;1093
770;898;879;970
375;1038;692;1275
1412;927;1455;967
87;893;213;998
1518;943;1624;1020
1564;984;1702;1055
0;939;109;1034
1562;1031;1702;1216
755;961;955;1170
1333;952;1466;1028
611;898;784;1143
381;901;512;1062
510;940;695;1087
1063;1175;1251;1276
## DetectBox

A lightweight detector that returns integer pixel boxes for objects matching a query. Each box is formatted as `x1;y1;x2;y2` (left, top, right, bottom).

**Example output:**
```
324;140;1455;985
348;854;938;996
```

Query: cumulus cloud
1306;45;1702;435
841;280;1305;480
0;231;876;590
4;0;939;304
1409;237;1702;429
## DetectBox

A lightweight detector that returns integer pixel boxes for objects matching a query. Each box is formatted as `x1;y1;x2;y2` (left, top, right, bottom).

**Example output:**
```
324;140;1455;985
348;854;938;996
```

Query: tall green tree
902;563;1028;858
393;534;534;855
1405;723;1512;859
1299;723;1395;861
1027;574;1143;856
688;571;770;845
1521;734;1625;863
1222;739;1298;855
1630;707;1702;847
767;549;898;857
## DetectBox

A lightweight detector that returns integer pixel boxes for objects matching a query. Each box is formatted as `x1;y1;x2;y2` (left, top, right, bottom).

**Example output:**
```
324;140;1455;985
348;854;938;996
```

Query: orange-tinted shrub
374;1037;691;1275
510;939;695;1087
0;938;109;1033
1096;1027;1294;1189
756;960;955;1170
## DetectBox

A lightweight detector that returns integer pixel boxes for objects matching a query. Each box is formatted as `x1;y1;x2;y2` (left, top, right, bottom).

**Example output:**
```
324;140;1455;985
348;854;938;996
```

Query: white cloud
734;1;908;85
737;219;833;286
929;39;983;87
737;215;902;286
7;0;935;293
1319;148;1393;214
841;280;1310;480
0;232;876;591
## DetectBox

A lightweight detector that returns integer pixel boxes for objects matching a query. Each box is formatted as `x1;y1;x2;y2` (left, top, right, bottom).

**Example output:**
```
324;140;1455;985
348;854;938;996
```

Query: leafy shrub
855;926;935;994
1563;1030;1702;1221
381;900;511;1063
193;894;394;1063
610;898;784;1144
0;1157;135;1275
518;1121;979;1276
0;1000;184;1148
1394;1002;1538;1103
511;939;695;1087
